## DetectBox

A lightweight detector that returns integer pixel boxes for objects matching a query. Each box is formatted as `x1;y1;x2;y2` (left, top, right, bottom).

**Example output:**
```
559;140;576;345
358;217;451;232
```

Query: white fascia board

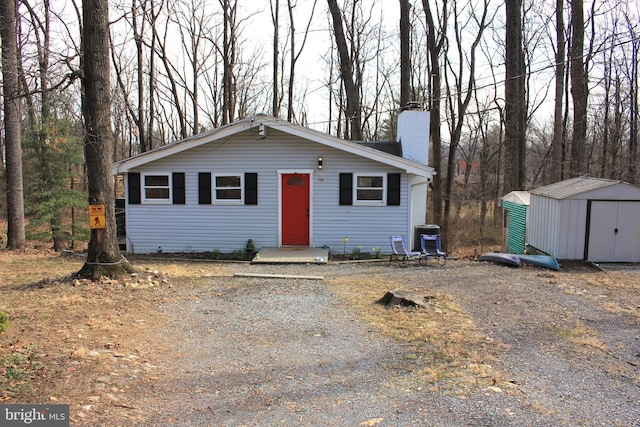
112;119;255;175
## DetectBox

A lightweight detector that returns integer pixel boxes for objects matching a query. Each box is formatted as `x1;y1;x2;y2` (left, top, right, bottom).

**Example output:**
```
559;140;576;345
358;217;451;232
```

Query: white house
527;177;640;262
112;112;434;254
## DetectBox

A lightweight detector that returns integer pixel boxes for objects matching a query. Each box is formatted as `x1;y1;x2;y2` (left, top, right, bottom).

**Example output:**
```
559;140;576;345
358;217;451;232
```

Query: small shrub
234;248;247;260
372;247;382;259
245;239;255;253
351;245;362;260
0;312;8;334
211;248;220;259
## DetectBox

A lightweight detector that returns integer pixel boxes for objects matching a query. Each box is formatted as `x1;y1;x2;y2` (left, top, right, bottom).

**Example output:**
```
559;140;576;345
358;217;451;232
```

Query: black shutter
172;172;185;204
340;173;353;205
128;172;141;204
245;173;258;205
198;173;212;204
387;173;401;206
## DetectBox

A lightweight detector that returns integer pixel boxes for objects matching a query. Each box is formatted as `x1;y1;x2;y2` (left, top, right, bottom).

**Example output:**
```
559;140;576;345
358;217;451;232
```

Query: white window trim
142;172;172;204
213;173;244;205
354;172;386;206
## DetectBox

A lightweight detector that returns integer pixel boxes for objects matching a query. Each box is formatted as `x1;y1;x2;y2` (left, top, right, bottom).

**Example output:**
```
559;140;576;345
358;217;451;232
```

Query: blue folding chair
390;235;423;265
420;234;447;266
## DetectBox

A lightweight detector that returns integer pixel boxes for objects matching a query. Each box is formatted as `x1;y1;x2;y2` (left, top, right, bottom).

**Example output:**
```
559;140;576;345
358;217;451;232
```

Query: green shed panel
503;200;528;254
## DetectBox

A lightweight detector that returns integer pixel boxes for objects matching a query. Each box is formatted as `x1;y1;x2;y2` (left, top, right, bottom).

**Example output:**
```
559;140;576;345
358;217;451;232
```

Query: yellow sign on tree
89;204;106;229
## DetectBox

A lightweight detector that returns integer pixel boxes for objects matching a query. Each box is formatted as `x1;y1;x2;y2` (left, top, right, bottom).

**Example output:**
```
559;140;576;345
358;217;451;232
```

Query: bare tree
441;0;493;249
271;0;281;117
173;0;216;134
327;0;362;140
1;0;26;249
220;0;237;124
77;0;133;278
399;0;411;108
569;0;587;176
550;0;566;183
421;0;448;227
286;0;318;122
504;0;526;191
625;14;638;184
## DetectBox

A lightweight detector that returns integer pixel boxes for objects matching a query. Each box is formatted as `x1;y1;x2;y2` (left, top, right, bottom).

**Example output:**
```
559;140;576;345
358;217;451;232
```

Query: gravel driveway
114;260;640;426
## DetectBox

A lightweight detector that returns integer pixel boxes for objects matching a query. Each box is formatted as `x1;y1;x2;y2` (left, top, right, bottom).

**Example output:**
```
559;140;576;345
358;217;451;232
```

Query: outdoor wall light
317;157;324;169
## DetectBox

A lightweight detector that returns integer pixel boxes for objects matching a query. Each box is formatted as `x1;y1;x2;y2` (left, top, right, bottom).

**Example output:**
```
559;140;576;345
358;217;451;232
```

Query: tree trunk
399;0;411;108
551;0;565;183
327;0;362;140
569;0;587;177
77;0;133;279
504;0;525;191
271;0;280;118
422;0;446;227
627;16;638;184
133;0;147;151
1;0;26;249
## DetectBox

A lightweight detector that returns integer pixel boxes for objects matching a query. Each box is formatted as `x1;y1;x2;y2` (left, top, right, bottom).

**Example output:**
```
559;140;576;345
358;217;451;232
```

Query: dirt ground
1;250;639;426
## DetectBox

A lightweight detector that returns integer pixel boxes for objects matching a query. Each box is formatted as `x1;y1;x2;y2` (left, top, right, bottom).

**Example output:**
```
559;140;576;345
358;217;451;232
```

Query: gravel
119;260;640;426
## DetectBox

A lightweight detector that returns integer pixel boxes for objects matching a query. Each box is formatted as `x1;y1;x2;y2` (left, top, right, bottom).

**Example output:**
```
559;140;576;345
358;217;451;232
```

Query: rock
376;290;435;308
72;347;89;359
87;350;101;359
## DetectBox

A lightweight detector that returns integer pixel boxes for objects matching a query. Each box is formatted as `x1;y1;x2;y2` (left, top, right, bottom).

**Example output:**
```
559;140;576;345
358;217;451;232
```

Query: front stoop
252;247;329;264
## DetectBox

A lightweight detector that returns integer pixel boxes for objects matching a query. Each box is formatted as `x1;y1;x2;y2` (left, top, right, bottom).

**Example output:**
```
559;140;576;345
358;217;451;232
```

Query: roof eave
112;115;435;178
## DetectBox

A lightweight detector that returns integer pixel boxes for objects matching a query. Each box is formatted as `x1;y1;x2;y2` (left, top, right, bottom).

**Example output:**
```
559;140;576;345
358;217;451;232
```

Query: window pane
216;189;242;200
357;176;383;188
145;188;170;199
357;189;383;200
216;175;241;188
145;175;169;186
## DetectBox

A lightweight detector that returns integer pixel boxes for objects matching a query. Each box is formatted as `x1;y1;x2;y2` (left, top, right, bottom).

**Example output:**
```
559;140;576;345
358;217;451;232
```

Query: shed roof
530;177;628;200
501;190;530;205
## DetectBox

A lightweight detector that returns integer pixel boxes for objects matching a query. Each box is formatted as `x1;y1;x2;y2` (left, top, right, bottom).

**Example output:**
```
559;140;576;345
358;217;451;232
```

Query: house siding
125;130;410;254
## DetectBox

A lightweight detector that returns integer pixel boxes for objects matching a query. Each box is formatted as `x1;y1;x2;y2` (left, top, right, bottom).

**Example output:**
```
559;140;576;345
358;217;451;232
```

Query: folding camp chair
420;234;447;266
390;235;423;265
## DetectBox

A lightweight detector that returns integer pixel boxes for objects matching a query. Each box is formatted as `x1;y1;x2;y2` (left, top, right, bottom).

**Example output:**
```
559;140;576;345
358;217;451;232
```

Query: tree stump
376;289;435;308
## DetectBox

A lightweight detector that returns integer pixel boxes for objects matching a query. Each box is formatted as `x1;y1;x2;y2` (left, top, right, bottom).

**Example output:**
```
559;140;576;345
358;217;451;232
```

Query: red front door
282;173;310;246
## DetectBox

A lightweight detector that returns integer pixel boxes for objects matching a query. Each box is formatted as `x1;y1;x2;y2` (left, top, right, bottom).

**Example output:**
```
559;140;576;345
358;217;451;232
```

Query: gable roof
530;177;630;199
112;114;434;178
502;190;530;205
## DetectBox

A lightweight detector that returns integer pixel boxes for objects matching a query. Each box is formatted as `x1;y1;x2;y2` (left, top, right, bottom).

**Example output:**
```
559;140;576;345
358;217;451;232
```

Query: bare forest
1;0;639;254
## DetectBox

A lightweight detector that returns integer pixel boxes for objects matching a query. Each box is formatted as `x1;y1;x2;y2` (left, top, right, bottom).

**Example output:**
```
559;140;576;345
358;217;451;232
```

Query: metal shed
501;191;530;254
528;177;640;262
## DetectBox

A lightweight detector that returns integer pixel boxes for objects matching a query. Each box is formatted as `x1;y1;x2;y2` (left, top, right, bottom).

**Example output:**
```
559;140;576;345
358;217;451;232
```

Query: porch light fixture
317;156;324;169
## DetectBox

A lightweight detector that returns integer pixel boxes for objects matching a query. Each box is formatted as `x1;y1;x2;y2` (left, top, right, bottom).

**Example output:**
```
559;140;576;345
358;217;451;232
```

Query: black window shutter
198;173;212;205
387;173;401;206
339;173;353;205
245;173;258;205
172;172;185;204
128;172;141;204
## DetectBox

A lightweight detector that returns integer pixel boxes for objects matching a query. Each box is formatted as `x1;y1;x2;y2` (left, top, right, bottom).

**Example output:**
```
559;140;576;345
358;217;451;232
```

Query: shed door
281;173;310;246
588;201;640;262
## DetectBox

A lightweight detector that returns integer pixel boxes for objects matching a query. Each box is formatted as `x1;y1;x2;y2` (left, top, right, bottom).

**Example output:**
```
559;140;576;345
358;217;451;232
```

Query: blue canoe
479;252;521;267
516;254;560;271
